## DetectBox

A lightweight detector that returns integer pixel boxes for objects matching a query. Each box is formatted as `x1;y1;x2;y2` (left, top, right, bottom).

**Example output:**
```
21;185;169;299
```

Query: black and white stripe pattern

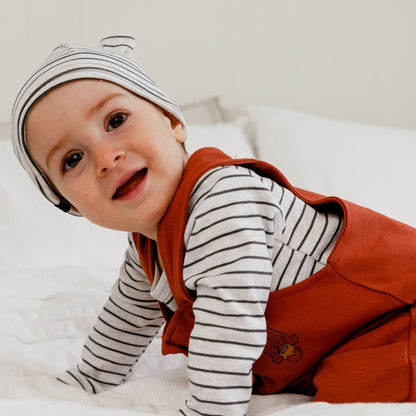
11;35;185;215
58;166;343;416
180;166;342;415
58;233;164;393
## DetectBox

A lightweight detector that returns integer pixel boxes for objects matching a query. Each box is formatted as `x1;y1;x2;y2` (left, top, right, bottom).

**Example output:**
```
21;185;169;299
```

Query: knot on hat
99;35;135;57
47;43;75;61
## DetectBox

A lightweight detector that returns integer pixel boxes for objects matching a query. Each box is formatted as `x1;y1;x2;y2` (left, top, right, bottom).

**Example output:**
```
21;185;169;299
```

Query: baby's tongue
113;169;147;199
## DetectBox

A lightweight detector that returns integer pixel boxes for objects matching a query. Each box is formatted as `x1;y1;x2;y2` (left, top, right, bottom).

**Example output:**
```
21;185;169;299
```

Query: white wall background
1;0;416;129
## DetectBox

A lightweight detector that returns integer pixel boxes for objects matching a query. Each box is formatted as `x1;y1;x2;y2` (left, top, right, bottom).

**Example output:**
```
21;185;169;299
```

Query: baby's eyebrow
87;92;125;118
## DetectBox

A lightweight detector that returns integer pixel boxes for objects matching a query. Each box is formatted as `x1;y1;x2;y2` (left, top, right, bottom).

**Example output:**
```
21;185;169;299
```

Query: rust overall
134;148;416;403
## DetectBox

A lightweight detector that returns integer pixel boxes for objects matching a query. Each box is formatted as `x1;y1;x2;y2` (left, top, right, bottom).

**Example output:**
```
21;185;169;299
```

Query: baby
11;36;416;415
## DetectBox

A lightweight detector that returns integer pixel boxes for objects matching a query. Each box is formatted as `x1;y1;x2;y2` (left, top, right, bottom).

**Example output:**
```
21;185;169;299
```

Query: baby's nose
96;146;126;176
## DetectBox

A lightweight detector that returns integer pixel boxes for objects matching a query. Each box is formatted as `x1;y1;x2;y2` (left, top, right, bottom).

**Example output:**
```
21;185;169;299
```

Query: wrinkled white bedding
2;106;416;414
1;267;416;416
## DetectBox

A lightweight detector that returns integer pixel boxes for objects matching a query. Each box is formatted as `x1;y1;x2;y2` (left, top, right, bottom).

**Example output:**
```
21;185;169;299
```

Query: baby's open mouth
112;169;148;200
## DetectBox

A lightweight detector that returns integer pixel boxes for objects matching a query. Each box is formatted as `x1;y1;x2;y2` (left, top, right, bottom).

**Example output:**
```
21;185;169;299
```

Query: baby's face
26;80;187;239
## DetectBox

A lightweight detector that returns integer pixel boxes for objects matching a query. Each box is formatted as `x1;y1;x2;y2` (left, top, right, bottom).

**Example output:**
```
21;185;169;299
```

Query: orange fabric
134;147;416;402
313;310;413;402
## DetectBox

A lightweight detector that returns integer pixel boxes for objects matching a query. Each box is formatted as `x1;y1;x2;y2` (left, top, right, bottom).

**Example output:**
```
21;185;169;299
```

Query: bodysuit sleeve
57;233;164;393
179;166;283;416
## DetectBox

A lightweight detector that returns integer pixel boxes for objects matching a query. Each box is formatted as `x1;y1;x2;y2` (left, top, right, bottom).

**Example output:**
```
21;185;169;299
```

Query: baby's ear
162;109;187;143
173;122;187;144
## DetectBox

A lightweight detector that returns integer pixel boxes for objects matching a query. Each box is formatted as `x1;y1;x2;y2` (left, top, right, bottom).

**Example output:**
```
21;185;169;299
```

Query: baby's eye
107;112;127;131
62;152;83;173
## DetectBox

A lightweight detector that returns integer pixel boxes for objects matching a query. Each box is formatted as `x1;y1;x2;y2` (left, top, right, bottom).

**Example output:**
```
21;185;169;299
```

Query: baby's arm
180;168;282;416
58;234;164;393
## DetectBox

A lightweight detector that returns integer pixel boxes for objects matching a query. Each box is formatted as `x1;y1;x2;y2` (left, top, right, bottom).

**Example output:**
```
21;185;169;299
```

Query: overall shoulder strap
136;147;345;306
157;147;345;306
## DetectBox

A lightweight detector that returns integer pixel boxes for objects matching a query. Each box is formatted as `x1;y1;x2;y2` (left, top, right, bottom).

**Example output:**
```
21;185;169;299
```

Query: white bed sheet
1;266;416;416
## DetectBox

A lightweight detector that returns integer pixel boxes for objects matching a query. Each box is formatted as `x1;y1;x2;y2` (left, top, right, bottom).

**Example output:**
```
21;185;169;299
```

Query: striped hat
11;35;185;215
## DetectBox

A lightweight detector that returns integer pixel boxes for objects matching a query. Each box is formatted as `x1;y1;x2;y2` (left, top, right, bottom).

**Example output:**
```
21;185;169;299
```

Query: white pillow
247;106;416;227
185;117;256;159
0;139;128;271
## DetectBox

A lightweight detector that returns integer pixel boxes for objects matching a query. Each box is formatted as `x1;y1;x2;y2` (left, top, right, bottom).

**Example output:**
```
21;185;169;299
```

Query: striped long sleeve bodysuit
58;164;343;416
